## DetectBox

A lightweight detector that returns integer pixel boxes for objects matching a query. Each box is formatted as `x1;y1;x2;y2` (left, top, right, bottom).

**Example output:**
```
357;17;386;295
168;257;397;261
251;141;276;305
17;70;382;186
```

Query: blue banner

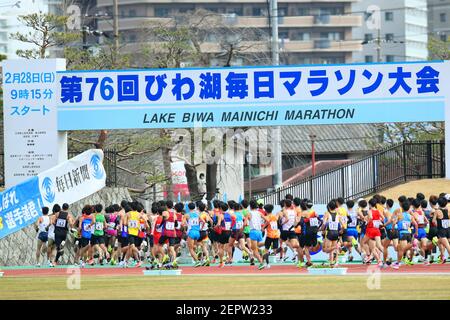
0;177;43;239
56;61;450;130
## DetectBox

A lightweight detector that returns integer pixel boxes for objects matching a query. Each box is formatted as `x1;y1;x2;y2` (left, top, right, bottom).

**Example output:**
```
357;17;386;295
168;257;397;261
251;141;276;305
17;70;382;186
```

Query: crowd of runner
34;192;450;270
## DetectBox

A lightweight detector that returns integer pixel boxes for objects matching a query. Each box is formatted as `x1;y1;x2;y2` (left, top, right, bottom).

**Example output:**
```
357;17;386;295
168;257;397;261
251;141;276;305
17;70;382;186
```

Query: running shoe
305;261;313;268
80;262;86;268
432;237;439;246
202;259;210;267
351;238;358;247
48;261;54;268
162;255;170;264
35;263;41;268
172;260;178;268
265;264;271;269
391;262;400;270
60;240;66;250
218;262;225;268
424;260;431;266
242;251;249;260
136;261;142;268
110;259;117;266
250;258;255;266
258;263;265;270
297;261;305;268
194;261;202;268
348;255;354;262
405;258;414;266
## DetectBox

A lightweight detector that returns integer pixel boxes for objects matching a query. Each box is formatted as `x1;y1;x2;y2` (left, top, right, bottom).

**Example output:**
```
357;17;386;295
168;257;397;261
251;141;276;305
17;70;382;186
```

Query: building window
154;8;169;17
321;32;342;41
252;7;262;16
385;12;394;21
440;13;446;22
441;34;448;42
385;33;394;42
129;9;136;17
386;55;395;62
365;55;374;63
364;34;373;42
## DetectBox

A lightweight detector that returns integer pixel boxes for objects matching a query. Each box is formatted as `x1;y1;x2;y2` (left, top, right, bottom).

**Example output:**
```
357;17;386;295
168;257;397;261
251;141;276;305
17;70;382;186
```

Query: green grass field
1;275;450;299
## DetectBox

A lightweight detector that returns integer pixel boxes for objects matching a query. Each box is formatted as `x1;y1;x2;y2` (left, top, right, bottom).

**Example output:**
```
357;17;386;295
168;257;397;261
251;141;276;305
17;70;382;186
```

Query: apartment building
428;0;450;43
95;0;363;66
352;0;428;62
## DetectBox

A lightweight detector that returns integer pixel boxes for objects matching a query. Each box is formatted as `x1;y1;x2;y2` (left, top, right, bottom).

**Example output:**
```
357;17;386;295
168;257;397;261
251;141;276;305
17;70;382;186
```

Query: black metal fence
0;149;117;188
256;140;445;205
68;149;118;187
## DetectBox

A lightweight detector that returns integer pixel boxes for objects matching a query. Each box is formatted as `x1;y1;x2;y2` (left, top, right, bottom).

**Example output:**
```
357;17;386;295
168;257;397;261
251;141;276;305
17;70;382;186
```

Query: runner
184;202;202;267
52;203;74;266
125;202;144;267
342;200;361;262
392;200;418;269
78;205;94;267
300;200;321;267
91;204;110;265
117;202;130;266
217;202;234;268
411;198;430;264
382;199;399;265
35;207;50;267
159;202;178;268
248;200;265;270
106;204;120;265
433;197;450;264
364;198;385;266
261;203;281;268
198;201;212;266
321;200;344;266
279;199;300;263
227;202;253;265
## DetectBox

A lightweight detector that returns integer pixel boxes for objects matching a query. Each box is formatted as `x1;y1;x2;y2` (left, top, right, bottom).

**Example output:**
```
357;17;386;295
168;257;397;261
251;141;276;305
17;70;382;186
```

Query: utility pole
309;134;317;176
113;0;119;53
271;0;282;191
376;27;381;62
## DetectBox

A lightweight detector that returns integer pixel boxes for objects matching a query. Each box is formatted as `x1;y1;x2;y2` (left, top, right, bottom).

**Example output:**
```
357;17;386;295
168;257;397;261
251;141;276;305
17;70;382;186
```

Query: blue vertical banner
0;177;44;239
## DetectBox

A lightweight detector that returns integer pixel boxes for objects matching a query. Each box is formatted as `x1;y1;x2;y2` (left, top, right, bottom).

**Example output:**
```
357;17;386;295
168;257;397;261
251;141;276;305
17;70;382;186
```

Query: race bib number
56;219;66;228
95;222;103;231
166;221;175;230
442;219;450;229
191;218;199;226
128;220;138;229
270;221;278;230
83;223;92;232
235;221;244;229
156;226;162;233
349;218;357;227
224;222;231;230
309;218;319;227
176;220;182;230
373;220;381;228
108;222;116;229
417;215;425;224
328;221;339;231
402;221;411;230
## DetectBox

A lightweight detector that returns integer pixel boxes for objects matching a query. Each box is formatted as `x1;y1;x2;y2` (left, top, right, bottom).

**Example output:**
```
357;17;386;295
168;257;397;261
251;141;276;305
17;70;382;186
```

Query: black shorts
264;237;279;250
118;235;129;247
340;229;349;243
199;230;208;241
147;235;154;248
427;227;438;240
380;228;387;240
80;237;91;248
298;234;306;247
91;235;105;245
174;237;182;245
304;232;318;247
208;230;217;242
244;232;250;240
387;229;399;240
55;232;67;247
326;231;340;241
159;235;177;246
399;233;412;242
280;230;297;241
437;228;450;239
128;234;139;246
135;237;144;248
217;231;231;244
231;230;245;241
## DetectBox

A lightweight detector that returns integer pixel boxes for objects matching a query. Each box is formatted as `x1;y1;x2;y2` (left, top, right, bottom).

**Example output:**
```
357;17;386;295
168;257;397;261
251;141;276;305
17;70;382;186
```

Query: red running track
2;263;450;277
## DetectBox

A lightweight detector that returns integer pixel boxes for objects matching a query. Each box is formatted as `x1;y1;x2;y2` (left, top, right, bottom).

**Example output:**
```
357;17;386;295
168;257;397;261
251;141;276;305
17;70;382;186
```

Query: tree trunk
184;163;200;201
160;129;173;200
206;163;218;200
95;130;108;149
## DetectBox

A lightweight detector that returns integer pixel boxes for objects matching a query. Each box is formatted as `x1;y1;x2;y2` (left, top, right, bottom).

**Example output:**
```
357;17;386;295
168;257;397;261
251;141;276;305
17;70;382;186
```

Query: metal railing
256;140;445;205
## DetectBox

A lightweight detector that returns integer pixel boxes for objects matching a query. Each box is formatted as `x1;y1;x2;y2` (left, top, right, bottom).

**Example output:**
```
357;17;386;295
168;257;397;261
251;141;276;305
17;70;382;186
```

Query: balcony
120;39;362;54
98;0;359;6
98;15;361;31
